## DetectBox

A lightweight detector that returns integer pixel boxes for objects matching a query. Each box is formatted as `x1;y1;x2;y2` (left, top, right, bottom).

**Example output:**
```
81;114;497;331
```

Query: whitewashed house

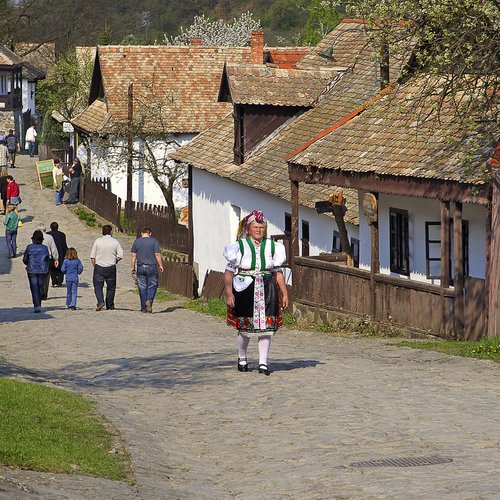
171;20;408;292
71;40;266;211
287;77;499;339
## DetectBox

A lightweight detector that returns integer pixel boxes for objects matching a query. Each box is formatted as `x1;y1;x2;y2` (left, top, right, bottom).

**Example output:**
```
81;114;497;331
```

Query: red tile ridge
341;18;409;26
285;84;395;162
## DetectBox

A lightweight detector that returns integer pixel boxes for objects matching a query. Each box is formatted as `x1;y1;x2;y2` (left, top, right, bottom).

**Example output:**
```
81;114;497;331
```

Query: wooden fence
293;256;486;340
80;177;195;298
81;177;122;230
130;201;189;255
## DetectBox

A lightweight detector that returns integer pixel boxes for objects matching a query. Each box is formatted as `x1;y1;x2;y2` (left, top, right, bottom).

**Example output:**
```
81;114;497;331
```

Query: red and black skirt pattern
227;275;282;335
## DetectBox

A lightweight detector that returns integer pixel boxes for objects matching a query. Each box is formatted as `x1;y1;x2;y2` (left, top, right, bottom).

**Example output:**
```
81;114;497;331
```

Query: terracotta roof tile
223;64;342;106
289;78;494;185
97;45;253;133
72;99;110;134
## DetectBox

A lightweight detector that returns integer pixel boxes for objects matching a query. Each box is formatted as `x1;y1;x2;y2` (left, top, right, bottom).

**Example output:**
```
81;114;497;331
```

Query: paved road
0;155;499;499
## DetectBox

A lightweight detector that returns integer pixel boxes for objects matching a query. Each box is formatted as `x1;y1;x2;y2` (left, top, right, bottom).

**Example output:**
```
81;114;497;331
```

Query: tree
95;83;188;220
302;0;344;45
343;0;499;141
163;12;261;46
36;48;94;121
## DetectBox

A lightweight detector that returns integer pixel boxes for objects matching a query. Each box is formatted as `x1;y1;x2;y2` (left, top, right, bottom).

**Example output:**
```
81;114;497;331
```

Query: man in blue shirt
131;227;164;313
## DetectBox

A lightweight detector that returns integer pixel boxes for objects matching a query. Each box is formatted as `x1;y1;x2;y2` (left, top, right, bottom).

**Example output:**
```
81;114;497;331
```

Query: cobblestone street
1;155;499;499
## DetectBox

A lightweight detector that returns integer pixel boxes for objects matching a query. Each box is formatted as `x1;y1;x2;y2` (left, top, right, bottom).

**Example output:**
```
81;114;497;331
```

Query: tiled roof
0;45;24;66
72;99;110;134
22;61;45;81
13;42;55;73
96;45;253;133
221;64;342;107
171;20;410;225
288;78;494;185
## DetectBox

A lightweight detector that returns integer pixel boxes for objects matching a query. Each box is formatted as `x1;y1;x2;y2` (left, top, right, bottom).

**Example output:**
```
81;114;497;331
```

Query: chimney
251;30;264;64
190;37;203;46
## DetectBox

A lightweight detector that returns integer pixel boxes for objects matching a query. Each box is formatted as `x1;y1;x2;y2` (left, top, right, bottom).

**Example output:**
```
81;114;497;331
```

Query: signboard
362;193;378;223
35;159;54;189
63;122;74;133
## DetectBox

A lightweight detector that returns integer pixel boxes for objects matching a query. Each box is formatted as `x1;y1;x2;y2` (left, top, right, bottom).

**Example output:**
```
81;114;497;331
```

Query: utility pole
126;82;134;228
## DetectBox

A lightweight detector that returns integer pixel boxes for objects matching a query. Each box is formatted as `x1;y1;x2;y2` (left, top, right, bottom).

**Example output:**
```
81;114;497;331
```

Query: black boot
237;357;249;372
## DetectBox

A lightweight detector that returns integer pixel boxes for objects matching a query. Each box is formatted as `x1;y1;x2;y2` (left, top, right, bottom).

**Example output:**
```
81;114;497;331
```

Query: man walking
25;124;37;157
90;225;123;311
5;130;20;168
0;138;8;175
131;227;164;313
47;221;68;287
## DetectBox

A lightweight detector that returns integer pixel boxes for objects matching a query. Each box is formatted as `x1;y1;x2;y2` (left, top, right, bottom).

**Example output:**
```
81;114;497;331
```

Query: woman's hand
224;269;235;309
226;292;235;309
281;294;289;310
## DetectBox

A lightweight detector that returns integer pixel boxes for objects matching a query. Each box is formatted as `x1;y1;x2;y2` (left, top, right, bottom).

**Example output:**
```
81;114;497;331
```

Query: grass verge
0;378;132;481
397;337;500;362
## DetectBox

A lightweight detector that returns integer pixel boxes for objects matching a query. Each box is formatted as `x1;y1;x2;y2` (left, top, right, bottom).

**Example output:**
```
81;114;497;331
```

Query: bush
39;111;66;149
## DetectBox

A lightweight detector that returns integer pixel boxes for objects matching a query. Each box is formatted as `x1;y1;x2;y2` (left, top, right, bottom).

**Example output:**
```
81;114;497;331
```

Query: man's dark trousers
93;264;117;309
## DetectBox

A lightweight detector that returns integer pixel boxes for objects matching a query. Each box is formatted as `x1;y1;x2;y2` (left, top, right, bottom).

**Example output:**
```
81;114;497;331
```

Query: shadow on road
0;353;323;391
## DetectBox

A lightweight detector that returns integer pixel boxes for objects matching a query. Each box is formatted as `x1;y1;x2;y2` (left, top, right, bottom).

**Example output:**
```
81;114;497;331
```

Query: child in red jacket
6;175;20;213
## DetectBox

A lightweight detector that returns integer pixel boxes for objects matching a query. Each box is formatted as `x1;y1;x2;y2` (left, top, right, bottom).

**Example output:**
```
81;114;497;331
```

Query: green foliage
96;22;113;45
37;48;94;120
40;111;66;149
184;297;228;318
301;0;343;45
262;0;306;32
75;206;97;227
344;0;499;138
397;337;500;362
0;378;132;480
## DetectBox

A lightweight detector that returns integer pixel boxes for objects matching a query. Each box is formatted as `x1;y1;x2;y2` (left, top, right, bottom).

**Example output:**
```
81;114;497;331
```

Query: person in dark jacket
0;173;8;215
65;158;83;204
47;221;68;287
23;230;50;313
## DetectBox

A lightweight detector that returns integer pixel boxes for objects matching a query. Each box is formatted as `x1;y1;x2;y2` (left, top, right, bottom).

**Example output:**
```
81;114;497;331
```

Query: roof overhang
288;162;491;206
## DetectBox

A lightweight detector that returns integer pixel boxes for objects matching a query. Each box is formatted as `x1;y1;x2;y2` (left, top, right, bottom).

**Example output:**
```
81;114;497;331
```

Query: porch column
187;164;194;266
290;180;299;270
453;202;464;339
369;193;379;319
487;171;500;337
440;201;451;336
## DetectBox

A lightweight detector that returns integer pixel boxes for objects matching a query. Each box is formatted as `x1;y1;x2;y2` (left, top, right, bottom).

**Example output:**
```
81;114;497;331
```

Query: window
301;220;309;257
0;75;7;96
425;220;469;280
332;230;341;252
284;212;291;237
389;208;409;275
351;238;359;267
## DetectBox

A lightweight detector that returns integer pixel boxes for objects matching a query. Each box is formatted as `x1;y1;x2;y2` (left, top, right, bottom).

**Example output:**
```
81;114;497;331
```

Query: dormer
218;62;342;165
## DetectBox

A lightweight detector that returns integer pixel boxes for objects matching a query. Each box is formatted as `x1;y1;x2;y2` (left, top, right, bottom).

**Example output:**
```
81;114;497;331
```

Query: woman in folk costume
224;210;289;375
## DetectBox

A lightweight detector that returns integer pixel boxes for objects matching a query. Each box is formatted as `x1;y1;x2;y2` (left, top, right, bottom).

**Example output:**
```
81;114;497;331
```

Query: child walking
61;247;83;310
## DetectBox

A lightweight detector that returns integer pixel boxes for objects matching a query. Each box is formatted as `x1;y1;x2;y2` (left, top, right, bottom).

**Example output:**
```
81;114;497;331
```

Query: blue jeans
27;272;46;308
136;264;159;311
66;280;78;307
5;229;17;257
55;186;65;205
28;141;35;156
66;176;81;203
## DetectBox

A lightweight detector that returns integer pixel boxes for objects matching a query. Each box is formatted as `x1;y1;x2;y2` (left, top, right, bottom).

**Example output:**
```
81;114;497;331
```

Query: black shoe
258;364;270;376
237;357;249;372
96;303;105;311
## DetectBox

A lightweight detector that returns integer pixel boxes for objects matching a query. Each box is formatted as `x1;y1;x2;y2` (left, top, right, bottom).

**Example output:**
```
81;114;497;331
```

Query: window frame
389;208;410;275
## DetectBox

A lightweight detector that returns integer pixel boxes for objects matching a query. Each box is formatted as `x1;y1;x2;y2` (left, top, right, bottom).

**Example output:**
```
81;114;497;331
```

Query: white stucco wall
358;192;487;282
90;133;194;208
193;168;359;292
21;79;36;114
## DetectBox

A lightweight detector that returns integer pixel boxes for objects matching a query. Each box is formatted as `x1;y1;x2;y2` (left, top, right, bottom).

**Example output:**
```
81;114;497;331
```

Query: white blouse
223;238;286;291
